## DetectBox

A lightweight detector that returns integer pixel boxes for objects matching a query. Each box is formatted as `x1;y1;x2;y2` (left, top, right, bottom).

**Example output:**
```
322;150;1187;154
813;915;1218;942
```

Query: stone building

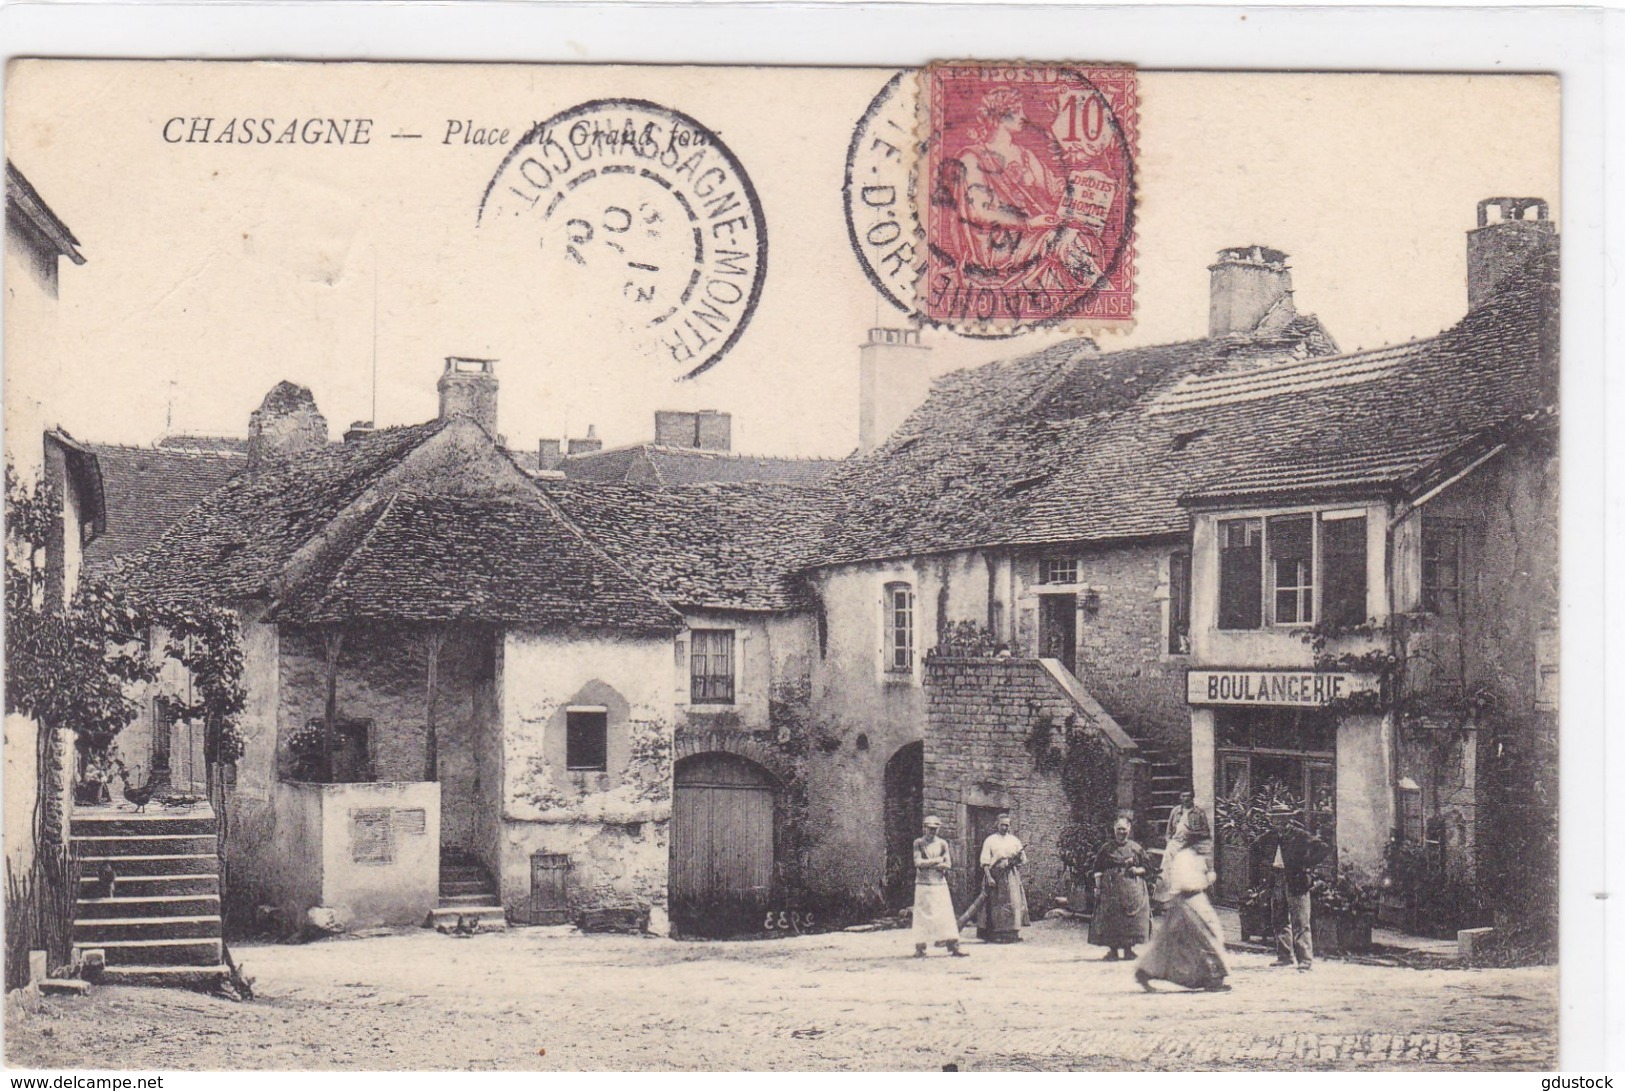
80;196;1556;935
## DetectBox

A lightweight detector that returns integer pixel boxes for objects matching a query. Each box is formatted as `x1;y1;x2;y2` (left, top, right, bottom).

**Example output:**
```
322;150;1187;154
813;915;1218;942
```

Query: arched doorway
883;741;924;909
672;753;778;913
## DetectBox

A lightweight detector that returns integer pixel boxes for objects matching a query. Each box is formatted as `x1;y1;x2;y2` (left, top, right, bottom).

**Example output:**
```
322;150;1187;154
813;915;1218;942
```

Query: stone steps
71;806;225;983
431;852;506;932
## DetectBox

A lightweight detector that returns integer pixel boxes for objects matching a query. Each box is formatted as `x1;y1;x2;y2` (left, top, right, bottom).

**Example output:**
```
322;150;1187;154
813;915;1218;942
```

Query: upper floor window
884;582;915;673
566;709;608;772
1168;550;1192;654
690;629;736;704
1421;521;1464;616
1042;558;1079;585
1216;510;1368;630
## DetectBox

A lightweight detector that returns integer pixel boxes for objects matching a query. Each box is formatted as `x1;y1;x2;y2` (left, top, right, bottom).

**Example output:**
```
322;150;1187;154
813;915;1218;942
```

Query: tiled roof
154;434;249;455
269;493;681;633
822;248;1554;563
82;444;244;572
542;481;840;612
120;421;451;604
558;444;838;485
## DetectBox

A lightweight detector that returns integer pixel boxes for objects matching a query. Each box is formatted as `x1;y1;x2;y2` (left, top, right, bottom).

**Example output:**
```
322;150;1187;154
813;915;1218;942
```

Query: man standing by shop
1252;801;1330;971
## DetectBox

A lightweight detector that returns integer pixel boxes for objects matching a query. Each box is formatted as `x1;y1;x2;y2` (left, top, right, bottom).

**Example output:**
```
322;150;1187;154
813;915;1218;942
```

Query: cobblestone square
6;920;1557;1071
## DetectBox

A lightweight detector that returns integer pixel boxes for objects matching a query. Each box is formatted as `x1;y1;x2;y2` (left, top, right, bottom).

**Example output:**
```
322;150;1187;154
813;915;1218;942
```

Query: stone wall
499;629;674;930
1011;541;1193;757
922;657;1144;916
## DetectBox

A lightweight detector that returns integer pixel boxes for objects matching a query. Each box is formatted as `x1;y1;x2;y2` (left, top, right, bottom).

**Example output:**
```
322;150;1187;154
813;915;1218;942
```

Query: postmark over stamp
479;98;767;380
917;63;1137;332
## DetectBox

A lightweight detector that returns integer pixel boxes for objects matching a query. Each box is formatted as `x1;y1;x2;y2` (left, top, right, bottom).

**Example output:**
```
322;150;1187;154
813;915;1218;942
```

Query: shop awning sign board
1187;669;1382;707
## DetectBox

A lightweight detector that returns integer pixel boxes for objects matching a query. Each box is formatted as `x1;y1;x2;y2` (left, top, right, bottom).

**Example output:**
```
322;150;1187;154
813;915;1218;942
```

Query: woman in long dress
1134;808;1230;992
1089;817;1152;960
912;816;967;958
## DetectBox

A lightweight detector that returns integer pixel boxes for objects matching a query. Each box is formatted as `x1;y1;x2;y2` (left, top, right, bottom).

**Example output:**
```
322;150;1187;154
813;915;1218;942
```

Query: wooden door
672;753;776;908
1039;595;1078;677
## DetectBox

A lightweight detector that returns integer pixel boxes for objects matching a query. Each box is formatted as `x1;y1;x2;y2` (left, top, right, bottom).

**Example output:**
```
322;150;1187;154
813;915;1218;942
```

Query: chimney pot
437;356;499;437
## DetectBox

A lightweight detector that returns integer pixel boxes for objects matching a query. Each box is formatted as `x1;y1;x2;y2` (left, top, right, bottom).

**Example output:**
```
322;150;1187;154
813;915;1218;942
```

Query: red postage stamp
918;62;1138;331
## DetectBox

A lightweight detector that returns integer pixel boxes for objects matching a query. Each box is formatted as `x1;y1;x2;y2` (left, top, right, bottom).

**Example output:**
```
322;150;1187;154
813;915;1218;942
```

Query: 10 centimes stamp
844;71;925;317
479;99;767;380
917;63;1137;332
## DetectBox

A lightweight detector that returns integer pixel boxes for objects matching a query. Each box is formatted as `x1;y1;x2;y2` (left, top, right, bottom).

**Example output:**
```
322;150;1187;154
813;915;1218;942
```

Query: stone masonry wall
923;657;1135;916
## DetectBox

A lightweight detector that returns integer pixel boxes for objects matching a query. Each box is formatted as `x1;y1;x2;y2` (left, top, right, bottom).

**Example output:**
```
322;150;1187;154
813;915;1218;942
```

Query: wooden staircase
427;849;506;931
71;805;226;986
1132;741;1191;850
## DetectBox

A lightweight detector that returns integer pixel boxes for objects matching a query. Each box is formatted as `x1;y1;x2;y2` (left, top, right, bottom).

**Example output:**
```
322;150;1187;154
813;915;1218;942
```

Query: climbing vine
1025;711;1119;881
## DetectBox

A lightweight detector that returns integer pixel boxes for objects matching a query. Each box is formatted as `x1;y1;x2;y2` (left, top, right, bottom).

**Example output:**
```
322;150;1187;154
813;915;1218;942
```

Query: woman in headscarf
1089;817;1152;960
1134;807;1231;992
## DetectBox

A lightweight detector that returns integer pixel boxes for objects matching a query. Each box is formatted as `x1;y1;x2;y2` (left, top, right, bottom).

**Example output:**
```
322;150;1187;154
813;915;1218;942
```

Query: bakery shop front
1187;669;1386;901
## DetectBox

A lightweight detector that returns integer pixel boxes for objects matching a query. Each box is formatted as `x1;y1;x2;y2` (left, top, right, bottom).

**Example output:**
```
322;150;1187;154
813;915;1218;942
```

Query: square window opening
566;710;609;772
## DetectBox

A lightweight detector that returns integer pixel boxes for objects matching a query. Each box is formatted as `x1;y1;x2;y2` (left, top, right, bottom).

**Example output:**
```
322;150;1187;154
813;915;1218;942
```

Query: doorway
1038;594;1078;676
671;752;778;911
1213;708;1337;903
883;742;924;909
964;805;1006;908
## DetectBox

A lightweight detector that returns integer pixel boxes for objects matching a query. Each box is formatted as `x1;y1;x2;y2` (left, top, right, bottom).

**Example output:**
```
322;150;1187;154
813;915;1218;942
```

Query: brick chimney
246;381;328;470
858;327;931;454
1468;198;1555;309
1208;246;1296;338
343;420;375;443
567;425;602;456
537;438;564;472
437;357;499;438
653;410;732;450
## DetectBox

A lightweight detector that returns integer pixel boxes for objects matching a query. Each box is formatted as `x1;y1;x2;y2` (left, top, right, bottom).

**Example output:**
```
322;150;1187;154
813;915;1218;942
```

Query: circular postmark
917;63;1137;332
843;71;925;317
479;99;767;380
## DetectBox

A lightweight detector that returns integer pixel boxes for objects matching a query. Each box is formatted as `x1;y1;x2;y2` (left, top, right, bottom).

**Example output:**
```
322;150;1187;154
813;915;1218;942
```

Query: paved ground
5;919;1556;1071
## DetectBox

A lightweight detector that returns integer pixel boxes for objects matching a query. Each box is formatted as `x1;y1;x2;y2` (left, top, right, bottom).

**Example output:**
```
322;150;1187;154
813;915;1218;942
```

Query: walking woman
1089;817;1152;960
1134;808;1230;992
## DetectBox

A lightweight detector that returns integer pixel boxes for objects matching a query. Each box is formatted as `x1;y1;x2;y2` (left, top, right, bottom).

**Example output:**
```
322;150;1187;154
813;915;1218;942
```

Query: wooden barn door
672;753;776;909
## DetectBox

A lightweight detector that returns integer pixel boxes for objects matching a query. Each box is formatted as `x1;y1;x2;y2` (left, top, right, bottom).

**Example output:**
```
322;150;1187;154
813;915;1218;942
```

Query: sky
4;64;1560;459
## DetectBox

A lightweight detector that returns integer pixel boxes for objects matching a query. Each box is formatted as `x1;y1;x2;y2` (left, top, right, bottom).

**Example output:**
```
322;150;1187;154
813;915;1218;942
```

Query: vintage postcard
3;59;1561;1071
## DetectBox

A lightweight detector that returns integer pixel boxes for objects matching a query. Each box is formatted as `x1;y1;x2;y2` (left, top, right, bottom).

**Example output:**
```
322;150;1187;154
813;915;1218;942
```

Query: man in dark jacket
1251;801;1331;970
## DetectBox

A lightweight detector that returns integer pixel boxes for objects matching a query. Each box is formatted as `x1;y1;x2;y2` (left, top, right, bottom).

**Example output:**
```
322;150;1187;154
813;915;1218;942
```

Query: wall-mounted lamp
1082;589;1101;616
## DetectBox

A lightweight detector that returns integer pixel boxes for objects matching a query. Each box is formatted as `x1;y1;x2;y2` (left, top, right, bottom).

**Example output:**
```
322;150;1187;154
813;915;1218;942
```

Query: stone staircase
427;849;506;931
1129;740;1189;850
71;804;226;987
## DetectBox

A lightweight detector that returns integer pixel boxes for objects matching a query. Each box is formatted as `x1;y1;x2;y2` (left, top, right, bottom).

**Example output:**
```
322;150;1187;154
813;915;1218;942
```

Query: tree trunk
423;627;448;782
323;628;345;783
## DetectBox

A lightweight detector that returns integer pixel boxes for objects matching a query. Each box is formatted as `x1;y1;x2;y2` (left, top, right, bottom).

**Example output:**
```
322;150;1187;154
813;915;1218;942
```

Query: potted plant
1237;881;1271;943
1309;871;1378;954
288;722;327;782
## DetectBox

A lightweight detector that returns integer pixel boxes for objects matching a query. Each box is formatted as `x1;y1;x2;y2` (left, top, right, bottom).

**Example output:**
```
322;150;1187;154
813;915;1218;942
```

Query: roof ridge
527;478;684;616
282;492;404;618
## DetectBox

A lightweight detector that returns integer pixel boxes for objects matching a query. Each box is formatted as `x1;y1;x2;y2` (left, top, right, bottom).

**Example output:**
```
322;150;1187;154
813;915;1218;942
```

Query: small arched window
884;582;915;674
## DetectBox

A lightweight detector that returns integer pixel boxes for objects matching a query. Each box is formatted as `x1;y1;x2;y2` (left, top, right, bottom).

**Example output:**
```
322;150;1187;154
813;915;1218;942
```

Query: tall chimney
858;327;931;455
1467;198;1555;309
437;357;499;438
1208;246;1296;338
246;381;328;470
567;425;602;456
